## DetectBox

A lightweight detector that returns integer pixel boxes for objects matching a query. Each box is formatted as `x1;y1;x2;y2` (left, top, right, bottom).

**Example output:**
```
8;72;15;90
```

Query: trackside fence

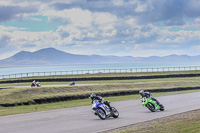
0;66;200;79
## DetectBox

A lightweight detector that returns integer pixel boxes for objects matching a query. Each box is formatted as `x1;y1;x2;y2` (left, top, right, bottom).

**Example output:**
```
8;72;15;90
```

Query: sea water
1;62;200;79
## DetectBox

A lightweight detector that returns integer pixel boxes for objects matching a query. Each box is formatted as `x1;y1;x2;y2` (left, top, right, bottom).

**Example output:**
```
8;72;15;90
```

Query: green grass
2;76;200;87
1;76;200;104
117;109;200;133
152;121;200;133
1;70;200;116
0;89;200;116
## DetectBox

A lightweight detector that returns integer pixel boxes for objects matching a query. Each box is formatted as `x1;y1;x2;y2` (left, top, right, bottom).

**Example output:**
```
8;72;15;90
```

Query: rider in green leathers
139;90;161;105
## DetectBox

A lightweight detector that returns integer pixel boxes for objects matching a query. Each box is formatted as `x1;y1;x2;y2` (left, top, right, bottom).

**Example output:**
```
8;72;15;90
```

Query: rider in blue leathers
90;93;112;110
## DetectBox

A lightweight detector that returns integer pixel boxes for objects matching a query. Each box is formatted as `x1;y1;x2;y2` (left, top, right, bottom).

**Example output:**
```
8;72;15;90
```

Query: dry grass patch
103;109;200;133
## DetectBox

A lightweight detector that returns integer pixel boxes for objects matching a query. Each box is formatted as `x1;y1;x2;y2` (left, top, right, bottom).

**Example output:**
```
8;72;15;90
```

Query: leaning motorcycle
31;83;36;87
92;100;119;120
142;97;164;112
36;83;41;87
69;81;75;86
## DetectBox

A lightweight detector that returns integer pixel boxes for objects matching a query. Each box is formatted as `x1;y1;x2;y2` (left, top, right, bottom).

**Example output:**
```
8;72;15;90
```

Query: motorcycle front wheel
97;108;106;120
146;103;155;112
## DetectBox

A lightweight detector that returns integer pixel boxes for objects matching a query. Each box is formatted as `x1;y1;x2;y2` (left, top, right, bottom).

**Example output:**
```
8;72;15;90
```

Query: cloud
50;0;200;26
157;30;200;43
0;0;200;58
0;36;10;48
2;0;200;26
22;44;37;48
135;3;148;13
0;25;25;31
44;8;118;43
0;5;38;22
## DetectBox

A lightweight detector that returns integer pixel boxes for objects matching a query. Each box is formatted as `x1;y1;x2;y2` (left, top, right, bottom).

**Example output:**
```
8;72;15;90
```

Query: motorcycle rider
90;93;112;111
36;81;40;87
139;90;161;105
32;80;36;86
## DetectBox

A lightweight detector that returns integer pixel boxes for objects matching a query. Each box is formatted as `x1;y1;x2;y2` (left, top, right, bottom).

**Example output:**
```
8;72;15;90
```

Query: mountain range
0;48;199;67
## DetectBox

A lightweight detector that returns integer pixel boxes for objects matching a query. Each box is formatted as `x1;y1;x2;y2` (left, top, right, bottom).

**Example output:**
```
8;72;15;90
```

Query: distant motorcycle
69;81;75;86
31;82;41;87
31;83;36;87
36;82;41;87
142;97;164;112
92;100;119;120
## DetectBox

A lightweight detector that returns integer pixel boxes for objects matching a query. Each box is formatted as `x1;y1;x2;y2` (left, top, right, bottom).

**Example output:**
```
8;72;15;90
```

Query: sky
0;0;200;60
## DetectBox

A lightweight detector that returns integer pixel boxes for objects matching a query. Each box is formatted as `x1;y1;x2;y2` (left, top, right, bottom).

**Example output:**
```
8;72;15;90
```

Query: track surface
0;92;200;133
2;84;95;89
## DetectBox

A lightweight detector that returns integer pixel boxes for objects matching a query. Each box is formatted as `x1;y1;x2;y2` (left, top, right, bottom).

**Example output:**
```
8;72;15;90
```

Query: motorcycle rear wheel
159;104;164;111
111;107;119;118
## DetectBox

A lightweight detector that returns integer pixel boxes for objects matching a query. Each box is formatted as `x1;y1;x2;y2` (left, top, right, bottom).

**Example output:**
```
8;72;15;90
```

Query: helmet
139;90;144;95
90;93;96;98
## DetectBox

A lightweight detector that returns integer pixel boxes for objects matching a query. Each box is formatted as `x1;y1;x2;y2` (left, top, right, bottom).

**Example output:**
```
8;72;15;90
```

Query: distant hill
0;47;199;67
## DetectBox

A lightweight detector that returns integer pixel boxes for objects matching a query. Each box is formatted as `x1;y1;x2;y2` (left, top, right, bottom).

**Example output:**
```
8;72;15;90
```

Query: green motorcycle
142;97;164;112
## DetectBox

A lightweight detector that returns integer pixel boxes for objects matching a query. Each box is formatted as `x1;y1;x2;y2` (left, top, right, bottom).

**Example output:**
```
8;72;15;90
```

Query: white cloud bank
1;0;200;59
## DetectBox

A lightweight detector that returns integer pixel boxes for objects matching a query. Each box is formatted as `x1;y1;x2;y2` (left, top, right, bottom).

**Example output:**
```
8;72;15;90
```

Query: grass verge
2;76;200;104
2;76;200;87
105;109;200;133
0;89;200;116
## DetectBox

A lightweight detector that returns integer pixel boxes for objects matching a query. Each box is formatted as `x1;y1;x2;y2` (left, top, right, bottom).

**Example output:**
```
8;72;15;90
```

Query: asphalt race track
0;84;95;90
0;92;200;133
6;84;96;89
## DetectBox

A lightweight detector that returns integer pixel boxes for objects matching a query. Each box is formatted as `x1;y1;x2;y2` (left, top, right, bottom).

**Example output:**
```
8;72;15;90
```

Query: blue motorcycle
92;100;119;120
